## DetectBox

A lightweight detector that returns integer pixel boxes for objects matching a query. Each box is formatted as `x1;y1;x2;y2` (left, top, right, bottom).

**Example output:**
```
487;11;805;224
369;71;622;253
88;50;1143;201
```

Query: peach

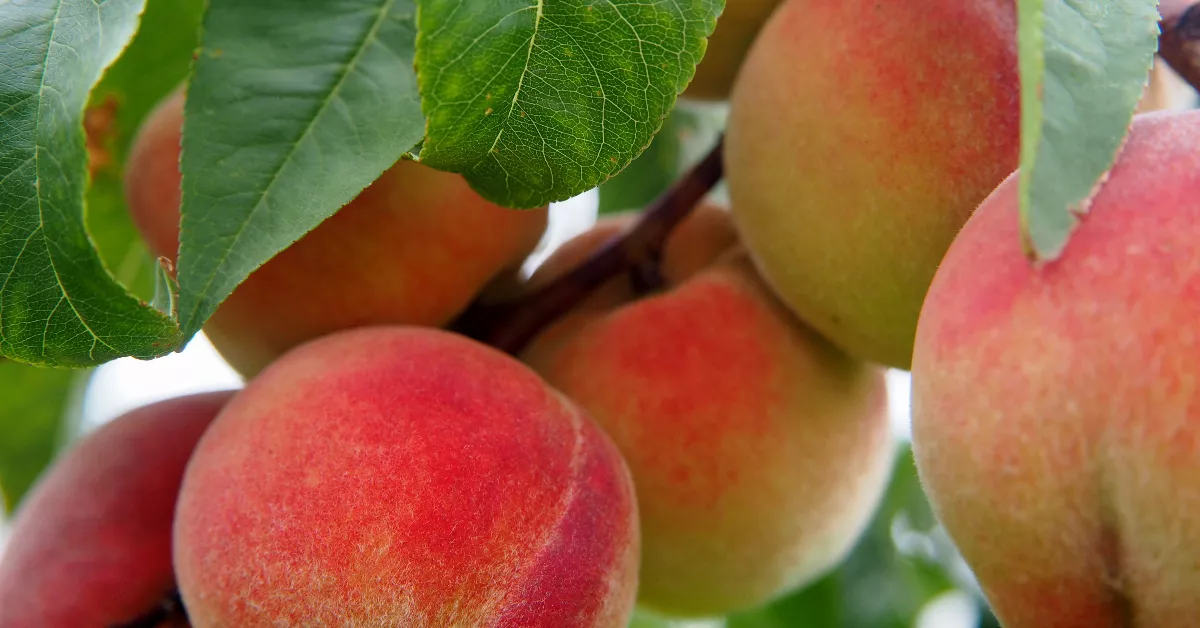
125;88;549;377
683;0;783;100
912;110;1200;627
0;391;233;627
522;205;894;616
725;0;1020;368
173;327;639;627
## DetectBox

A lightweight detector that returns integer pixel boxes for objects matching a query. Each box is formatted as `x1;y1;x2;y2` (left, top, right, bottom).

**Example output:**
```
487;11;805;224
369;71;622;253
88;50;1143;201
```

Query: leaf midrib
486;0;543;157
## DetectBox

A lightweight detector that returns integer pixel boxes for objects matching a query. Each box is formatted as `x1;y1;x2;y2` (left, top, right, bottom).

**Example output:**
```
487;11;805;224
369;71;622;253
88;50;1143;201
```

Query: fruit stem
454;136;725;355
110;590;188;628
1161;1;1200;91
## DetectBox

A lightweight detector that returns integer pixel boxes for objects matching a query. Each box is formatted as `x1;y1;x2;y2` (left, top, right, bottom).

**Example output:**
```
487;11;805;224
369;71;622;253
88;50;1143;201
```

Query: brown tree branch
1160;1;1200;91
453;137;725;355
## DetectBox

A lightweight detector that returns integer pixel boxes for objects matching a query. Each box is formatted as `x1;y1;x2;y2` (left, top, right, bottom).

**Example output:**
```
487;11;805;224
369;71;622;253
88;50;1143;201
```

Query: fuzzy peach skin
0;392;233;628
682;0;783;100
523;205;894;617
125;88;548;377
173;327;639;627
912;111;1200;628
725;0;1020;369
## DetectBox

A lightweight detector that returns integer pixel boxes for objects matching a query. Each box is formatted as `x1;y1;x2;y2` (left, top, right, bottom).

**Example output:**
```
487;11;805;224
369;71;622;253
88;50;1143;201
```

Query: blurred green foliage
0;363;91;512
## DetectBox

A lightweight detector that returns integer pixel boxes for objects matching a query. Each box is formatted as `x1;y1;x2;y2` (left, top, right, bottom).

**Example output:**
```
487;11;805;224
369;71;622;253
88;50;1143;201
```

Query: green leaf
415;0;724;208
1016;0;1160;259
598;111;685;216
0;360;91;513
175;0;424;340
86;0;208;301
727;446;958;628
598;101;728;215
0;0;182;367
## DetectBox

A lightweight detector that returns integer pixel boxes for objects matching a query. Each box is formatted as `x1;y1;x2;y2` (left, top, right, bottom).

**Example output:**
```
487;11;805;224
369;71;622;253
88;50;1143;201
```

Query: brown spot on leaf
84;94;120;178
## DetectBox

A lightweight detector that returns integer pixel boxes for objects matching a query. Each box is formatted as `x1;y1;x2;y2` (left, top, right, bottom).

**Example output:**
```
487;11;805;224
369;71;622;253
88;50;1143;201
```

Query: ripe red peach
913;110;1200;627
0;392;233;627
125;88;548;377
173;327;639;627
523;205;894;616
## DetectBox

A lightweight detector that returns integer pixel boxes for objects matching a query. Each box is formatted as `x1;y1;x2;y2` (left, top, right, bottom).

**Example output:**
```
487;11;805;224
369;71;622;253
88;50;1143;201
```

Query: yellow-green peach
725;0;1020;368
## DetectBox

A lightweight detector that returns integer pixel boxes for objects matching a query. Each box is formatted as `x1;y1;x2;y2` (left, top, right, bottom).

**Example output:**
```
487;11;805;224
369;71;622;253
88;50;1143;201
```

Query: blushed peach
523;206;894;616
173;327;639;627
0;392;233;627
913;110;1200;627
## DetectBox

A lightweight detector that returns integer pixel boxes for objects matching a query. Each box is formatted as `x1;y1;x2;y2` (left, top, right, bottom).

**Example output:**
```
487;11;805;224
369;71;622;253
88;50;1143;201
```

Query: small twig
454;137;725;355
111;590;188;628
1160;1;1200;91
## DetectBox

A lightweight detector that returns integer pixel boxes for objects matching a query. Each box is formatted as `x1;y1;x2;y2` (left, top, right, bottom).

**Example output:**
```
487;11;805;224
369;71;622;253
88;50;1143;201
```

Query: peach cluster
6;0;1190;625
5;0;1077;620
